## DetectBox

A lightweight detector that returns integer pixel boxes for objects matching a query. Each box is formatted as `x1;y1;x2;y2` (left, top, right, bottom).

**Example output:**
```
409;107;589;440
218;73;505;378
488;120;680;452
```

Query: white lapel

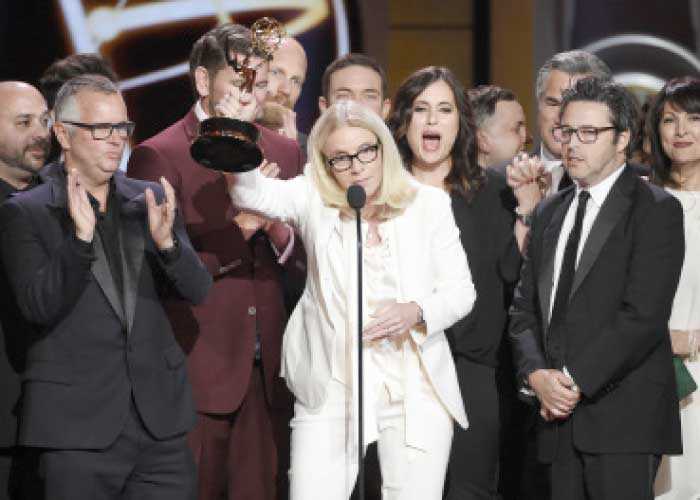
312;202;343;337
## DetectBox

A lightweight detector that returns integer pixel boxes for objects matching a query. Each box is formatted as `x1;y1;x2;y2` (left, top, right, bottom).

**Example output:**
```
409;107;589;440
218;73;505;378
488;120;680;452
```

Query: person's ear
318;95;328;113
381;98;391;120
194;66;211;99
477;129;490;154
53;120;71;151
616;128;631;154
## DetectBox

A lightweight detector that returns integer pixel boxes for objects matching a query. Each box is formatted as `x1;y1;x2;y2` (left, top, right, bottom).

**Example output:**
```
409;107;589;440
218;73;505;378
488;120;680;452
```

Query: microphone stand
348;185;366;500
354;205;365;500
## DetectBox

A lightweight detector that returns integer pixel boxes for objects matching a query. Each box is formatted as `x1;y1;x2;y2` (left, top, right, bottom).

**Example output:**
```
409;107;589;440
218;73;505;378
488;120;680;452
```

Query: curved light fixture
56;0;350;90
582;34;700;73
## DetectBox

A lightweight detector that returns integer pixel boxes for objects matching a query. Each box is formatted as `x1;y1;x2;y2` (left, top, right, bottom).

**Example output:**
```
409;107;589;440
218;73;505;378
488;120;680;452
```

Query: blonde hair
307;100;416;218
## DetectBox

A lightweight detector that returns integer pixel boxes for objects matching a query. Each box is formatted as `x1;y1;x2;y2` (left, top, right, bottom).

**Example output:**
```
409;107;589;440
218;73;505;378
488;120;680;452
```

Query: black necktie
550;190;590;332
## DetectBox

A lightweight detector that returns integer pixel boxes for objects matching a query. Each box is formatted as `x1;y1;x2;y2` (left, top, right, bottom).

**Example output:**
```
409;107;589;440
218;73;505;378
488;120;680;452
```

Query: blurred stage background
1;0;699;147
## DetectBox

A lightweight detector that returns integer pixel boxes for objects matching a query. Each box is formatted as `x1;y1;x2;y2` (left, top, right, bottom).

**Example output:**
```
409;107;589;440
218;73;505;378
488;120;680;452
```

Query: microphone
347;184;366;210
347;184;366;500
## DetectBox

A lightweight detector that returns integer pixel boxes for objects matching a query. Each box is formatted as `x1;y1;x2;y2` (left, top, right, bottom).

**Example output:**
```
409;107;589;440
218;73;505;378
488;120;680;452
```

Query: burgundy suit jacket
127;108;305;414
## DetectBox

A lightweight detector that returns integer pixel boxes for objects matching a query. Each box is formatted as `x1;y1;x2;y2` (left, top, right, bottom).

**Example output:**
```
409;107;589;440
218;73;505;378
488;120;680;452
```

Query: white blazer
230;167;476;437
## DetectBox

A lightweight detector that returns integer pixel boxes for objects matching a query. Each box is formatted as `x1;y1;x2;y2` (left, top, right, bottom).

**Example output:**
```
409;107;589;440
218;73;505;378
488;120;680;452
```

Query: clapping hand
145;177;177;250
66;168;96;243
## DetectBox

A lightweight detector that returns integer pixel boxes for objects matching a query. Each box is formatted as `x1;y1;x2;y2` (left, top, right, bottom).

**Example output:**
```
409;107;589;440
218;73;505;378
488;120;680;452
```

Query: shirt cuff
157;236;181;265
563;366;579;392
271;224;295;264
70;232;95;260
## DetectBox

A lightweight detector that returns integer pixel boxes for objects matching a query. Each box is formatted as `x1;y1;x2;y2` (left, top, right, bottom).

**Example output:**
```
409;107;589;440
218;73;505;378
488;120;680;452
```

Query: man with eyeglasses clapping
0;74;211;500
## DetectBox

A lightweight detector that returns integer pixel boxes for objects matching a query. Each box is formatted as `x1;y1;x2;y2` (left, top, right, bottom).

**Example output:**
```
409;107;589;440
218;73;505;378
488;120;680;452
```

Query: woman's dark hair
386;66;482;201
647;76;700;187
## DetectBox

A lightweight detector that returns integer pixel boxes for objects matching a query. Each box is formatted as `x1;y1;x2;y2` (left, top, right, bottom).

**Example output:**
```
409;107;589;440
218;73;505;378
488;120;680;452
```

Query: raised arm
227;167;311;229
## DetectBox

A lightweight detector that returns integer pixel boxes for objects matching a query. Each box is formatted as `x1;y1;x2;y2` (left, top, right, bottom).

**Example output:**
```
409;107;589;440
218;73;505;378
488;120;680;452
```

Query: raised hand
363;301;422;341
506;152;547;213
259;159;281;179
214;88;258;123
66;168;96;242
145;176;177;251
279;108;298;141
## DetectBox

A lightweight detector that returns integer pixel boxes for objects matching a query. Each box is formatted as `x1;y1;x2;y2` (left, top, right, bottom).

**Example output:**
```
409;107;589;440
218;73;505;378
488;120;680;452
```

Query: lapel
91;232;126;324
569;168;635;300
116;173;147;335
46;169;71;231
183;108;199;142
392;211;411;300
340;214;360;344
314;203;343;335
47;167;128;324
538;188;575;334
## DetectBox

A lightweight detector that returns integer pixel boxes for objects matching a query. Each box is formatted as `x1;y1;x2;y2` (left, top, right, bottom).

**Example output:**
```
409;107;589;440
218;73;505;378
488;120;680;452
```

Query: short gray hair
54;74;120;122
536;50;611;102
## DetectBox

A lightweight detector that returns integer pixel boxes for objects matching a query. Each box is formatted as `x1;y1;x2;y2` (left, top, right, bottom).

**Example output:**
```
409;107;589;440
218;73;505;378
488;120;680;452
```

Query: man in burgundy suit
127;23;305;500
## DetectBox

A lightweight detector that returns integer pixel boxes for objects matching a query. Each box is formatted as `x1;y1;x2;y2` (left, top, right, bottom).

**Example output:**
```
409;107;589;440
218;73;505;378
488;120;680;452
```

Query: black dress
444;168;521;500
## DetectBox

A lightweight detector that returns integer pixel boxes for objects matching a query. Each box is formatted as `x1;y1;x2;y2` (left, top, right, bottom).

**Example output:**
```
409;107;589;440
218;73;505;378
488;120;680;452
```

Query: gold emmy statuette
191;17;285;173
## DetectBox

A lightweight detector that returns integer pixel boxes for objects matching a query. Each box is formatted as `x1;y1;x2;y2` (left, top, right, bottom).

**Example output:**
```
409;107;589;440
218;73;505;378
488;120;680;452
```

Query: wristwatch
412;302;425;325
515;206;533;227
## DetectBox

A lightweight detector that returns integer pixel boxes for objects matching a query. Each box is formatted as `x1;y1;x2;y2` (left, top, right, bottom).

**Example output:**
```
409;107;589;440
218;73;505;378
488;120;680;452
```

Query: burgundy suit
127;108;305;500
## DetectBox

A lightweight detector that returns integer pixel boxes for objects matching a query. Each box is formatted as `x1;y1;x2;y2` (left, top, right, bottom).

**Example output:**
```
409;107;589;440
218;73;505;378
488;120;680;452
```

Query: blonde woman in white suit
228;101;476;500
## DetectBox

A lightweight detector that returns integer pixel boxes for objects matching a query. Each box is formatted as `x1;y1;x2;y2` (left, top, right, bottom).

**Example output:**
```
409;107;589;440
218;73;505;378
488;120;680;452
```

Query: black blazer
509;166;684;460
0;179;40;449
447;169;521;367
0;165;211;449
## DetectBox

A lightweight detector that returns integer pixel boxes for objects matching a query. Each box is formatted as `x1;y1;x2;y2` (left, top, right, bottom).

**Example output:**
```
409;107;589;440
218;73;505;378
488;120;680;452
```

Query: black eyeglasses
553;125;618;144
62;120;135;140
326;143;380;172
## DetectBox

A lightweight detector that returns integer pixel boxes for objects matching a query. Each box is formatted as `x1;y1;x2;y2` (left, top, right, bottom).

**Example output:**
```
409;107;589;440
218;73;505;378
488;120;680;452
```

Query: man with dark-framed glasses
0;74;211;500
509;76;684;499
58;119;135;140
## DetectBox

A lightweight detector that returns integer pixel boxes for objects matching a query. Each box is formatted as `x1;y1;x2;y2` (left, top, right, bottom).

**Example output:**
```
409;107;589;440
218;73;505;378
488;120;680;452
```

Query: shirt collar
575;163;626;209
540;144;560;164
194;99;209;122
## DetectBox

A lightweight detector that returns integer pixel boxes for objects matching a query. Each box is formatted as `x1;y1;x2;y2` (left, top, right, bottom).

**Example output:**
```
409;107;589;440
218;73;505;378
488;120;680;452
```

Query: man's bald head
0;81;51;188
266;37;308;109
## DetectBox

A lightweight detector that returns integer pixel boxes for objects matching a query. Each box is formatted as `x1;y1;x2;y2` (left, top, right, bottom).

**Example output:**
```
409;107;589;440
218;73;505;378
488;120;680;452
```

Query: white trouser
289;379;453;500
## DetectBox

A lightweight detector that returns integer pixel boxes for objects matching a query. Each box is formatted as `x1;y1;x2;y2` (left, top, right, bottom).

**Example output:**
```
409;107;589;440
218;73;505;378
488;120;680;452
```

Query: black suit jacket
509;166;684;461
0;179;38;449
447;168;520;367
0;165;211;449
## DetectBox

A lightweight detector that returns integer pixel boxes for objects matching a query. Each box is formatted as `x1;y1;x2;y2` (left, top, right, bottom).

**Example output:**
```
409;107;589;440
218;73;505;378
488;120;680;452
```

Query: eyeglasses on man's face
326;142;380;172
553;125;618;144
62;120;135;140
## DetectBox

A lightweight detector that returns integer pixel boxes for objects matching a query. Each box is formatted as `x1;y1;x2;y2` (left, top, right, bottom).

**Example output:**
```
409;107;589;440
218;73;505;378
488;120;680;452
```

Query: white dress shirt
541;144;565;196
549;163;627;319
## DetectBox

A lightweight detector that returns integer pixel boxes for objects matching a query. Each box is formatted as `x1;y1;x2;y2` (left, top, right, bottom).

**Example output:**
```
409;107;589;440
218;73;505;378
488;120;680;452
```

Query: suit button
248;306;256;316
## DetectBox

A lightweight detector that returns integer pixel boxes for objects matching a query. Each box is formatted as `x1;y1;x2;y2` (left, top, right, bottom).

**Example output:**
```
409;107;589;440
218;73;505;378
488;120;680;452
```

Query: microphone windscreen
347;185;366;209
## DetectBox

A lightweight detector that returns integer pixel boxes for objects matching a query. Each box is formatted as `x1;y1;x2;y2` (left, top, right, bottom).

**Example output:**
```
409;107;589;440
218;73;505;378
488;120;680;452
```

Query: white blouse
666;189;700;333
327;217;438;416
